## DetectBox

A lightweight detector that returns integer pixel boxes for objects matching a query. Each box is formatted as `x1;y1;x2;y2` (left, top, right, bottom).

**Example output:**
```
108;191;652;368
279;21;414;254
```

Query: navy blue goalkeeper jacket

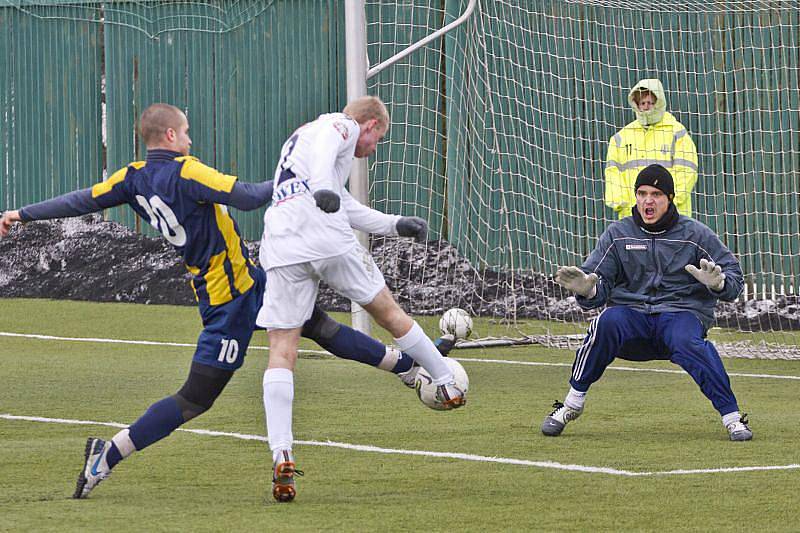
575;214;743;330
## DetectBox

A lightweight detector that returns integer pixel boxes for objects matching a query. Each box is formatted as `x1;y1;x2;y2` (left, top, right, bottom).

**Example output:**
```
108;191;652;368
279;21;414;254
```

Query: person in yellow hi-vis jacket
605;79;699;219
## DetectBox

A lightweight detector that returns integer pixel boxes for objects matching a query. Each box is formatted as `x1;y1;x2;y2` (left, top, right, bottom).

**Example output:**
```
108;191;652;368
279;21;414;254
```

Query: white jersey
260;112;399;269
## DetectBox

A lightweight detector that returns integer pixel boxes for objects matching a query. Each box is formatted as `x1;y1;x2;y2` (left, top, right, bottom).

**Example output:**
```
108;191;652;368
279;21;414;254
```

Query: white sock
111;428;137;459
91;428;136;473
564;387;587;411
722;411;741;428
377;345;402;371
263;368;294;460
395;322;453;385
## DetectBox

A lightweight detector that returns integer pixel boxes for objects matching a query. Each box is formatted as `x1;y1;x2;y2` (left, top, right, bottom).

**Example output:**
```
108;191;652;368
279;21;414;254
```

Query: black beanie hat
635;164;675;201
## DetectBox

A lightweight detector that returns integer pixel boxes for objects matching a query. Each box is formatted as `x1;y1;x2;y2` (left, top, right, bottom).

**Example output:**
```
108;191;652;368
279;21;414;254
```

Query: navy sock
317;323;413;374
391;352;415;373
106;442;123;469
316;323;384;366
127;396;185;451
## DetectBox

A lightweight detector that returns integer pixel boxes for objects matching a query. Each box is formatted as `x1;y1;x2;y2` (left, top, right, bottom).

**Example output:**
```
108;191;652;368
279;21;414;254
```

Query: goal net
1;1;798;359
364;0;800;359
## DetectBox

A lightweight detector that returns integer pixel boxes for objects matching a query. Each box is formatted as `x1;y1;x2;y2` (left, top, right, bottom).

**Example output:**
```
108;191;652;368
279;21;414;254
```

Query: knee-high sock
101;397;183;471
263;368;294;460
316;323;414;373
395;322;452;385
128;396;185;450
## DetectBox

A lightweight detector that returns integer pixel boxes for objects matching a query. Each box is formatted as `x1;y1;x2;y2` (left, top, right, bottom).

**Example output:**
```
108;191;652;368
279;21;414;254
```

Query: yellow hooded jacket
604;79;699;218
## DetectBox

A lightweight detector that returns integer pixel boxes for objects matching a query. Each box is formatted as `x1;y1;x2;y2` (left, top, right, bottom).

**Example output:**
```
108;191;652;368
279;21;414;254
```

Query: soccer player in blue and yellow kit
0;103;450;499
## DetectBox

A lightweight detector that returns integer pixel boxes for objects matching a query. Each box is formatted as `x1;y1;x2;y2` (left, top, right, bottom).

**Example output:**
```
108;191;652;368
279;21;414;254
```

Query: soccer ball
438;308;473;339
414;358;469;410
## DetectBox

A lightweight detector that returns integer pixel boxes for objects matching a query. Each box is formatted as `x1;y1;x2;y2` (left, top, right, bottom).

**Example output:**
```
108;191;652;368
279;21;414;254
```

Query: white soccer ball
414;358;469;410
438;308;473;339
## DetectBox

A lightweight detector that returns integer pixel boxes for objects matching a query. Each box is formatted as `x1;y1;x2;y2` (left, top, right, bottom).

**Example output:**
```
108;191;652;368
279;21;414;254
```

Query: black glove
313;189;340;213
396;216;428;243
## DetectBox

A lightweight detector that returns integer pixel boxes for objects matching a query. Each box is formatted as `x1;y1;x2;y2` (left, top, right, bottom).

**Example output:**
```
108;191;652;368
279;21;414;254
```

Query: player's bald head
343;96;390;132
139;103;187;146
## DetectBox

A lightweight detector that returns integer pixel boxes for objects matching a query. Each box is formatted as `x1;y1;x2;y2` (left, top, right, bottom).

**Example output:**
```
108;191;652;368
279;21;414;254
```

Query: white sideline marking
2;331;799;381
2;413;797;478
0;331;328;356
0;331;800;381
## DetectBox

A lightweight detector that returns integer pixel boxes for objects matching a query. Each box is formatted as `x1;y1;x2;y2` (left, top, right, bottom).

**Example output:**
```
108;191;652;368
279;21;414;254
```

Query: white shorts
256;244;386;330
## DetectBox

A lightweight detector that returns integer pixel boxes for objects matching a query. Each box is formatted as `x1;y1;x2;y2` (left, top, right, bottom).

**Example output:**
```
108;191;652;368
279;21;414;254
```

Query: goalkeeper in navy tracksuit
543;164;753;441
0;103;447;499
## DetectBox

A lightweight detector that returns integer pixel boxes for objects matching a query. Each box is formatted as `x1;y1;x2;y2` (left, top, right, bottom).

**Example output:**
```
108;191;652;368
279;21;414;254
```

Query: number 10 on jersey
218;339;239;364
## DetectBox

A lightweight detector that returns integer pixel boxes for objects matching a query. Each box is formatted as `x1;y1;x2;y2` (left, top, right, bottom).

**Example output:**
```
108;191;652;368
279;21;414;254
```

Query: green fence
0;4;103;212
1;0;347;238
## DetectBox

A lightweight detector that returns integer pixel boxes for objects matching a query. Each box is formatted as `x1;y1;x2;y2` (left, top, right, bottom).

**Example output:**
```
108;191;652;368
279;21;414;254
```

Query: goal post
345;0;372;336
362;0;800;359
346;0;477;335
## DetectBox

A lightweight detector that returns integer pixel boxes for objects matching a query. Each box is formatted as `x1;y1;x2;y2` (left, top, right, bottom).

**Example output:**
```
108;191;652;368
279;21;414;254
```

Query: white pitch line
2;413;798;478
452;357;800;381
2;331;799;381
0;331;328;356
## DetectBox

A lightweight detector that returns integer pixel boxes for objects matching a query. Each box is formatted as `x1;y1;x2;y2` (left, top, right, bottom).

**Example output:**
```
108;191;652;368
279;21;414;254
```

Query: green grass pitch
1;298;798;531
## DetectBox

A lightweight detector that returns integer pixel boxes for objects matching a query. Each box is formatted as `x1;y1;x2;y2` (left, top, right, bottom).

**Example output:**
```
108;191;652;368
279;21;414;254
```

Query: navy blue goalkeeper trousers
569;307;739;416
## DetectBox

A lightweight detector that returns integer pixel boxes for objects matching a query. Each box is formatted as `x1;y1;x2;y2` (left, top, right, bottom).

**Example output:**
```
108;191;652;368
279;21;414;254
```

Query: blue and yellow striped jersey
92;149;257;306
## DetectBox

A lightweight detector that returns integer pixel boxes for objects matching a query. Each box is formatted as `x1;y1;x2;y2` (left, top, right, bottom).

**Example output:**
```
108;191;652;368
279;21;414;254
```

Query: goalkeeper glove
396;216;428;242
685;258;725;291
555;266;598;298
313;189;340;213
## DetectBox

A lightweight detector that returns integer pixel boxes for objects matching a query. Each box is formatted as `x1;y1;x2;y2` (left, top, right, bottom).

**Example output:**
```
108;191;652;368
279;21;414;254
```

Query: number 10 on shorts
218;339;239;363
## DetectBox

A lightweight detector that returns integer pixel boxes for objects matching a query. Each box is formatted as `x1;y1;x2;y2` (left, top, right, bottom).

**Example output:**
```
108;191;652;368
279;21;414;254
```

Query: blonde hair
139;103;186;146
343;96;390;131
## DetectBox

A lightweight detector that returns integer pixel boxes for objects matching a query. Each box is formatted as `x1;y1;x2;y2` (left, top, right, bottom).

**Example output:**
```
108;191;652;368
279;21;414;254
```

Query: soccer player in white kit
257;96;466;502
